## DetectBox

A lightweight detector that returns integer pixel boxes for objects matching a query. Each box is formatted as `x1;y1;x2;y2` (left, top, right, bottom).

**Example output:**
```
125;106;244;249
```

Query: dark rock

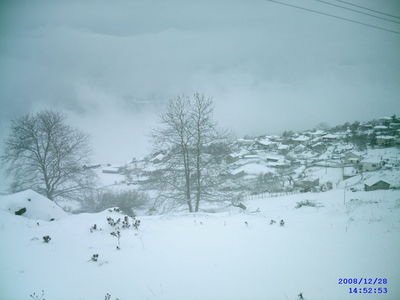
15;207;27;215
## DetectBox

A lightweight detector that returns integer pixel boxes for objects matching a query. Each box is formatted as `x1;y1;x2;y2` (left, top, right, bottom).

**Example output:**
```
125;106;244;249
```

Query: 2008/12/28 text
338;278;388;285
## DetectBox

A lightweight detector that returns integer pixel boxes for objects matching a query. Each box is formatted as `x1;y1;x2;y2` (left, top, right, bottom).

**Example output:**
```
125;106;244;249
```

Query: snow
0;189;67;221
232;163;276;176
0;189;399;300
303;167;343;185
343;166;357;177
363;148;400;164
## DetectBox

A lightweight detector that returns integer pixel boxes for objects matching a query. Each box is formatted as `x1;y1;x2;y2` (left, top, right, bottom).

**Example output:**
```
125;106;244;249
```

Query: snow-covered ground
1;189;399;300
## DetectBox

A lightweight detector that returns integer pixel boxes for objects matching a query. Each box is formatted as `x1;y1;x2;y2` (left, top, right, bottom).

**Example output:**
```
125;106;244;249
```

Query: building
360;159;383;172
364;180;390;191
322;134;339;142
343;152;362;165
376;135;395;146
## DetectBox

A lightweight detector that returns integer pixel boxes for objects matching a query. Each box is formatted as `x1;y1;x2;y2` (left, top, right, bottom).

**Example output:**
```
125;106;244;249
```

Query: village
94;115;400;210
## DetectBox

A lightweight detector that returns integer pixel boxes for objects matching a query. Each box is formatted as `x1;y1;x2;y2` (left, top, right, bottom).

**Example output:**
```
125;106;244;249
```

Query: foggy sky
1;0;400;163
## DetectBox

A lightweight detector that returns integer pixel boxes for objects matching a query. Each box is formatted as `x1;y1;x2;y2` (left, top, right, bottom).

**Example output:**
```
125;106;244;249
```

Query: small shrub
133;218;141;230
104;293;120;300
122;216;130;229
30;290;45;300
42;235;51;243
110;231;121;250
295;200;317;209
107;217;121;227
91;254;99;262
90;224;98;233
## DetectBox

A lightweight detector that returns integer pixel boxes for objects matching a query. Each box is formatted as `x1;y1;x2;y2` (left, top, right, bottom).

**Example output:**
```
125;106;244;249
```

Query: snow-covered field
1;189;399;300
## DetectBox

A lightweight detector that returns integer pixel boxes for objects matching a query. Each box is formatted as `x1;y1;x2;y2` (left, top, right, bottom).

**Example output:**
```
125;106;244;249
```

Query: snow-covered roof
308;130;326;135
150;153;165;162
292;135;309;142
323;134;339;139
364;172;399;186
256;138;273;146
242;154;261;161
266;155;282;161
278;144;289;150
376;135;395;140
361;158;381;164
231;163;275;175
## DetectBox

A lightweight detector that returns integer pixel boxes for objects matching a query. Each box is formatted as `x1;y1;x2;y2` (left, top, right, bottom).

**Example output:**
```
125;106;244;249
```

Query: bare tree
153;96;194;212
191;93;220;211
1;110;95;201
152;94;229;212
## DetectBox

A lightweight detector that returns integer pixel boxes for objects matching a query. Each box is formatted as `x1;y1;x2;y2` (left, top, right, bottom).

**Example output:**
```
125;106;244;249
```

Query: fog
1;0;399;162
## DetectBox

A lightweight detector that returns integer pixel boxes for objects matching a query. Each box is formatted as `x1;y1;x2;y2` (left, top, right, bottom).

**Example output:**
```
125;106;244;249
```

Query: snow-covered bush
110;231;121;250
91;254;99;262
42;235;51;243
105;215;141;249
30;290;45;300
133;218;141;230
107;217;121;227
90;224;98;233
104;293;120;300
122;216;130;229
295;200;318;208
107;215;140;231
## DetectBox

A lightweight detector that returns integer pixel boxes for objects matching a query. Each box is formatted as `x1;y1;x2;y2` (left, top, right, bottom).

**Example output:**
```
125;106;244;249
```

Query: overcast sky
0;0;399;163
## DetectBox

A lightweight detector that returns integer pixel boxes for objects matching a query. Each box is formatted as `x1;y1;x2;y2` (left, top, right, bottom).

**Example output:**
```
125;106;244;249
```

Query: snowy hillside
1;189;399;300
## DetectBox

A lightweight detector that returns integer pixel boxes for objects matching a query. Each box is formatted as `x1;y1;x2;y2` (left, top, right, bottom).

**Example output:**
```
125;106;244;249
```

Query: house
389;122;400;129
322;134;339;141
343;152;362;165
255;138;277;150
310;142;326;152
364;180;390;191
307;130;326;137
376;135;395;146
150;152;165;163
360;159;382;172
291;135;310;145
266;156;280;163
